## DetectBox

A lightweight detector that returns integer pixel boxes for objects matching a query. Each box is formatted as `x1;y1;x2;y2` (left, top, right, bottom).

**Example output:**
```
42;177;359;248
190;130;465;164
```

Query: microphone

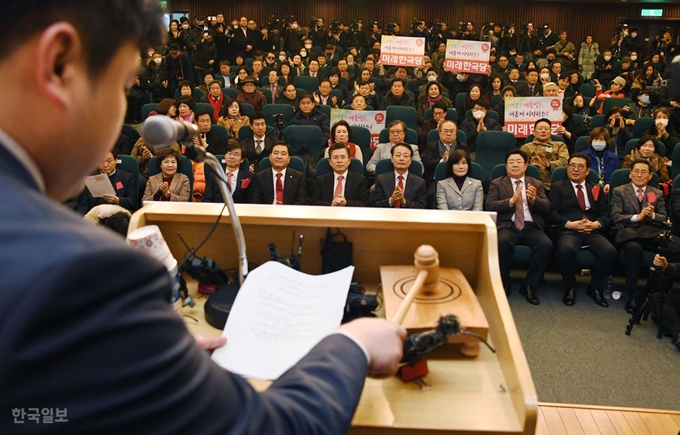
141;115;199;148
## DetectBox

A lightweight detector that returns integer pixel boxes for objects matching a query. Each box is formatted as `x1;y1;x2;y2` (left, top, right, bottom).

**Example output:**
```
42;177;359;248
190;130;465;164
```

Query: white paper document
211;261;354;380
84;174;115;197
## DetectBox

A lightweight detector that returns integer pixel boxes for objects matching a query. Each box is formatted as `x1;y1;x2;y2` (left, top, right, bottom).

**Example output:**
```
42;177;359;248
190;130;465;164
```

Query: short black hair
271;141;290;153
568;152;591;167
445;149;471;178
328;143;350;158
505;149;528;164
0;0;164;78
156;148;182;170
391;143;413;158
534;118;551;128
630;159;653;173
250;112;266;125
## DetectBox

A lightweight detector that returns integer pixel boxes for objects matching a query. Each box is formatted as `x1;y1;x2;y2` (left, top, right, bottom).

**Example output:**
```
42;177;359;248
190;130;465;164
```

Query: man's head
196;111;212;133
350;94;367;110
391;143;413;174
514;53;525;65
252;60;263;74
533;118;552;142
358;81;371;97
239;16;248;28
299;94;315;115
0;0;164;200
250;113;267;137
225;143;245;171
558;73;570;90
387;120;407;144
268;70;279;85
209;81;222;98
283;84;297;100
318;79;332;96
472;101;488;120
551;62;561;76
270;142;291;171
432;102;448;124
328;143;350;174
241;75;257;93
391;78;405;97
542;82;559;97
247;19;257;30
559;30;567;41
611;76;625;93
308;59;319;72
526;68;539;85
505;149;529;179
567;153;591;184
498;56;509;69
630;160;653;188
438;120;457;144
337;59;348;71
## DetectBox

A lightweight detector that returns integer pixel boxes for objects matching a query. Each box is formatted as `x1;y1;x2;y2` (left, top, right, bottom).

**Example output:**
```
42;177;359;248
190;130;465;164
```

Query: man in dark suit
0;3;407;433
515;68;543;97
193;111;227;155
251;142;307;205
372;143;427;208
486;149;553;304
230;16;256;58
549;153;617;307
203;143;255;203
303;58;326;80
313;143;369;207
610;159;668;313
76;149;138;213
418;101;449;149
240;113;274;172
200;80;228;122
421;120;468;188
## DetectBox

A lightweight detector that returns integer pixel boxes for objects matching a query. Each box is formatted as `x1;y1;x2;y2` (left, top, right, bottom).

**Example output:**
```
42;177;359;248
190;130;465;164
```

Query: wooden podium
129;203;537;434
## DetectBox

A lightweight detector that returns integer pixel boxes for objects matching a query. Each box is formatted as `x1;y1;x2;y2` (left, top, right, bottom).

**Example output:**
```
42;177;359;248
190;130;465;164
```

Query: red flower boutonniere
241;178;251;189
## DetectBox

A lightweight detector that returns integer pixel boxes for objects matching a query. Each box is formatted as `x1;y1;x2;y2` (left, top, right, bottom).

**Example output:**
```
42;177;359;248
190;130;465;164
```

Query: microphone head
141;115;177;149
646;191;657;204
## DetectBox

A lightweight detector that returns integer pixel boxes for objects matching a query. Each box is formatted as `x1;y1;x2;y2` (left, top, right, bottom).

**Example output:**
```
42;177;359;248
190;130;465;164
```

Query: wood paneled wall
170;0;680;55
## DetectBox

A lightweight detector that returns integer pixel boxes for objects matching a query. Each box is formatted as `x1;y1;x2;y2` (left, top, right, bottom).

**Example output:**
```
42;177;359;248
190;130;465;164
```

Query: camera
385;22;397;34
268;15;280;31
310;16;317;29
350;20;362;34
330;18;341;33
272;113;285;129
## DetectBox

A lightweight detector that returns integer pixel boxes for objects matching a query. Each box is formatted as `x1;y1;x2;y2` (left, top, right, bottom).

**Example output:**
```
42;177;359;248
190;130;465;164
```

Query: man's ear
34;22;84;108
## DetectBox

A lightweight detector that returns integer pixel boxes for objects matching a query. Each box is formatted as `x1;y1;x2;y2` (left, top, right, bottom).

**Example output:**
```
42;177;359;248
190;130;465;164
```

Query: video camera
385;22;397;34
330;18;341;33
268;15;280;31
349;20;362;34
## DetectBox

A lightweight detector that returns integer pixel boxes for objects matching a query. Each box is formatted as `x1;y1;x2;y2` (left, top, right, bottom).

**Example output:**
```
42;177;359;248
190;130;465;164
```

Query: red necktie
576;184;586;219
637;188;644;203
395;175;404;208
270;85;276;103
514;180;525;230
227;172;234;193
334;175;344;199
275;172;283;205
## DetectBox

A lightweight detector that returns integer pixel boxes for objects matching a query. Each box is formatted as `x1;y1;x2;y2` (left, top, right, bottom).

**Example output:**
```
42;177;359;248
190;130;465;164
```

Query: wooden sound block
381;266;489;345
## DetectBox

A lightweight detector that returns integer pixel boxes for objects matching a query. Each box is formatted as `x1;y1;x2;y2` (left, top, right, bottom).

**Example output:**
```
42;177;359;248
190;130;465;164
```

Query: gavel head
414;245;440;293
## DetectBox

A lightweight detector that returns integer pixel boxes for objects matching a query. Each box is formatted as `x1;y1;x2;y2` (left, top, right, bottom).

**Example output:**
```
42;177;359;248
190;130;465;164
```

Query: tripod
625;221;674;338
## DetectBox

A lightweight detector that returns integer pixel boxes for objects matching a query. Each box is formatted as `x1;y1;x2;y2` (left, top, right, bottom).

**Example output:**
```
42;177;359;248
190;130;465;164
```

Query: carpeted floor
508;271;680;411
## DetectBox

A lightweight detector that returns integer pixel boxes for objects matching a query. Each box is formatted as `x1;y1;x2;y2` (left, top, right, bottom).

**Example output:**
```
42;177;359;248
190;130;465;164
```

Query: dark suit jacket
203;167;255;204
241;135;276;171
312;171;369;207
549;180;610;233
230;27;257;54
515;82;543;97
76;169;138;213
372;172;427;208
486;175;551;230
0;142;368;434
251;168;307;205
421;140;469;183
610;183;667;226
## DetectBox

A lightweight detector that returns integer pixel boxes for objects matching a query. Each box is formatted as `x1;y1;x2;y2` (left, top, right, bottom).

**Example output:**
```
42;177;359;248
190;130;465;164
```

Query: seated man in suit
610;159;668;313
372;143;427;208
241;113;274;172
76;148;138;214
312;143;369;207
418;101;449;148
193;110;227;155
251;142;307;205
486;149;553;304
515;68;542;97
366;120;421;174
549;153;617;307
203;142;255;204
200;80;228;122
421;120;468;190
520;118;569;191
459;100;501;155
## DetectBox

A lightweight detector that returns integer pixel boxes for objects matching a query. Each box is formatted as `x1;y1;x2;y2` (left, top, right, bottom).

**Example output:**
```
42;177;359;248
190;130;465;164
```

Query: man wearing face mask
459;101;501;154
285;20;303;53
178;17;192;52
444;70;470;98
627;90;656;119
594;50;615;89
418;69;450;96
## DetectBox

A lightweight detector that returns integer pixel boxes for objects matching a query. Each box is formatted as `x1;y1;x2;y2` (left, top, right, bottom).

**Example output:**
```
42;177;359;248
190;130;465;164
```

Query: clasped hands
390;185;406;207
565;218;600;233
638;204;655;221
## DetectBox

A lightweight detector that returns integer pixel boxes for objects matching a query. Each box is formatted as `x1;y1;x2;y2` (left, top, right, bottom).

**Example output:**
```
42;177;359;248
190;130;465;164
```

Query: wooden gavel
390;245;440;325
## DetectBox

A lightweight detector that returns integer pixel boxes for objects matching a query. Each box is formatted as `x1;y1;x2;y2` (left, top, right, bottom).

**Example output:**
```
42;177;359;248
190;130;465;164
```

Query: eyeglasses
631;169;650;175
568;164;586;170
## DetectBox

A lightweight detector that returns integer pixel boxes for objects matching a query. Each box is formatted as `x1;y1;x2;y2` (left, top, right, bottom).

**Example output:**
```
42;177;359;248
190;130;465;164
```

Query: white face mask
300;52;307;58
279;56;286;62
182;24;189;30
540;73;550;80
604;55;611;61
456;74;465;82
640;94;651;105
473;110;484;120
153;58;162;65
591;140;606;151
305;44;312;49
657;118;669;126
631;55;638;61
347;61;354;66
427;75;437;82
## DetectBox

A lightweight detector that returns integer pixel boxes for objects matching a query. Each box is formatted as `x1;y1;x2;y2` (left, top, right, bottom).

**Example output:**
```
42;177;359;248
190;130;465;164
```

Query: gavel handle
391;270;428;325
